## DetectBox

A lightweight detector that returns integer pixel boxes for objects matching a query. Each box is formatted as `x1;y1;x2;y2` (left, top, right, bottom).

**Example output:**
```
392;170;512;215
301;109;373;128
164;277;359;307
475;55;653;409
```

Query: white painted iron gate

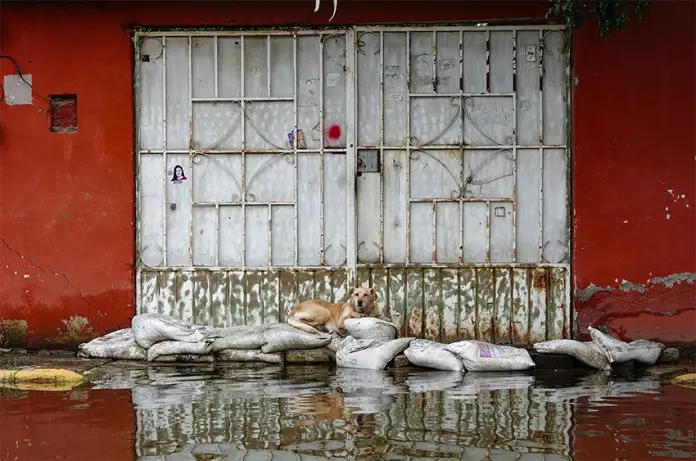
135;25;571;345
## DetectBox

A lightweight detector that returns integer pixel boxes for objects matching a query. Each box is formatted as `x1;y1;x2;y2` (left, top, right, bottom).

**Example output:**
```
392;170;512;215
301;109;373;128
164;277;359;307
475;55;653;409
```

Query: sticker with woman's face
171;164;187;184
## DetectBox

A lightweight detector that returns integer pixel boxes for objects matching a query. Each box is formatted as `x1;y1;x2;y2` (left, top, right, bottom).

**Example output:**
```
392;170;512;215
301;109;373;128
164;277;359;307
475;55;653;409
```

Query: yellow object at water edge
0;368;86;388
669;373;696;388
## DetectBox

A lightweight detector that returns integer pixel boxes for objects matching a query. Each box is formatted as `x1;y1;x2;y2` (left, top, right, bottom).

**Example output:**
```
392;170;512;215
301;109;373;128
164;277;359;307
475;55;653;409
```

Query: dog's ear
348;286;356;296
369;287;377;298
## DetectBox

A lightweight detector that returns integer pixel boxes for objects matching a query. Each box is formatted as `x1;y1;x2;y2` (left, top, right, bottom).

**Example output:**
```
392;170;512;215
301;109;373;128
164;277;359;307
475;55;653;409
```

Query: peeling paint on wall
0;320;28;347
53;316;97;346
575;272;696;345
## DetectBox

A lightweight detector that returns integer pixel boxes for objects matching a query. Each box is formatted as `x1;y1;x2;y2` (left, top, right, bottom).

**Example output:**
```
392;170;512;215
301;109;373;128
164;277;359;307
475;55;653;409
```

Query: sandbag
210;325;268;352
147;340;214;362
445;340;535;372
217;349;283;364
336;337;413;370
152;354;215;363
403;339;464;372
260;323;333;353
588;327;665;365
533;339;611;371
285;348;335;363
132;313;214;349
344;317;399;341
77;328;146;361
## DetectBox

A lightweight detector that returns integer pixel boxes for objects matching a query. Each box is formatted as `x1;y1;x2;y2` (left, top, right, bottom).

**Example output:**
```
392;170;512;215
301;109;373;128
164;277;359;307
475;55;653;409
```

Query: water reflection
2;364;694;461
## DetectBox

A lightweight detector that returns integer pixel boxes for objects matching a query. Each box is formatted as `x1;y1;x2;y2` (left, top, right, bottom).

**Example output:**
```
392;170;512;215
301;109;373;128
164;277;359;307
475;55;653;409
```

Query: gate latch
357;149;380;174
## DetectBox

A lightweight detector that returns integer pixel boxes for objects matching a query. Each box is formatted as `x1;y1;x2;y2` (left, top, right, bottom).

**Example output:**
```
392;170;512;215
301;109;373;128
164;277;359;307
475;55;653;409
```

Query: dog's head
347;286;377;313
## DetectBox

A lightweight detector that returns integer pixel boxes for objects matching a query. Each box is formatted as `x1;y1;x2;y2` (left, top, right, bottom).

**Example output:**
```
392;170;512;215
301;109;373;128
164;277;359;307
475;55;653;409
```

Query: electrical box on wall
3;74;33;106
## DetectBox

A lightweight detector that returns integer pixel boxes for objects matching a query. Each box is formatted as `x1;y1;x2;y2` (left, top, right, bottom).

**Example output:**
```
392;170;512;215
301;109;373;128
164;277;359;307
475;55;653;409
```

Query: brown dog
287;286;377;335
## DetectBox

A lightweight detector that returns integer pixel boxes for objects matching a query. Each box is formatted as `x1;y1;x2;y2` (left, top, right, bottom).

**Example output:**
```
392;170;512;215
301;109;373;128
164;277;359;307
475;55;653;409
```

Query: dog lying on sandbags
287;287;378;335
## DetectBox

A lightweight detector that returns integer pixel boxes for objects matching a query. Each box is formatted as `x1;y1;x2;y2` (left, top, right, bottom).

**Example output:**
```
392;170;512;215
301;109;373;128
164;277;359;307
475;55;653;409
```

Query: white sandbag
147;340;214;362
132;313;213;349
77;328;146;361
588;327;665;365
217;349;283;364
260;323;333;353
210;325;268;352
445;340;535;372
336;337;413;370
403;339;464;372
533;339;611;371
152;354;215;363
344;317;399;341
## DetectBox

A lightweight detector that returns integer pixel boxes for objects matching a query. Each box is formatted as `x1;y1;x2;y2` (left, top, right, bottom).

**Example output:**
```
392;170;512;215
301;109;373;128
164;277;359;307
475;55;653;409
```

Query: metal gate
134;25;570;345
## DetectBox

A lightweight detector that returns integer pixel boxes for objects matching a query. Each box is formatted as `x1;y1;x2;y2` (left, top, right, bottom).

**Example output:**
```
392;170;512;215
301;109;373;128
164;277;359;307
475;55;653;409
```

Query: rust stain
408;306;423;336
532;271;547;290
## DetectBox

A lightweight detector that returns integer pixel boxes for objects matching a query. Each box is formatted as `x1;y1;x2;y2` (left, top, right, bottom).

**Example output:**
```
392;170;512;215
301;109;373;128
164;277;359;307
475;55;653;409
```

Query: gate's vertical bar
431;201;437;263
267;204;273;266
405;31;411;265
486;200;491;263
538;29;544;145
162;36;168;267
511;30;518;262
293;34;299;267
432;30;437;93
241;36;247;269
458;29;464;263
214;36;219;98
319;33;325;266
346;29;357;285
215;204;220;266
134;31;143;314
539;146;544;263
379;31;385;264
267;34;272;98
187;36;194;266
485;30;491;93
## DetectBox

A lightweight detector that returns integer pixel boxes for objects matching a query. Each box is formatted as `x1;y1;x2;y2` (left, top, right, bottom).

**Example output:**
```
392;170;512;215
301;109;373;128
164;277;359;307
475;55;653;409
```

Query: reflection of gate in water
133;369;575;459
135;26;571;344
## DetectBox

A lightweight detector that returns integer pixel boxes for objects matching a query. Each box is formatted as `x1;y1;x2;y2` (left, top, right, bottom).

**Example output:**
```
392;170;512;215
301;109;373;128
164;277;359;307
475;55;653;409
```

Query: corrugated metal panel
138;265;569;344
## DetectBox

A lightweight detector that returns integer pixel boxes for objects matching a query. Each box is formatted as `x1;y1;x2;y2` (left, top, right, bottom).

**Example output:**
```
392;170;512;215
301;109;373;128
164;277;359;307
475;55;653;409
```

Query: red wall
0;1;693;348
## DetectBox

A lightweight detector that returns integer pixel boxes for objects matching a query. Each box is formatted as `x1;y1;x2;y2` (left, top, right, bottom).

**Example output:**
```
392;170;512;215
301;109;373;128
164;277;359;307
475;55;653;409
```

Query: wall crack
0;236;92;309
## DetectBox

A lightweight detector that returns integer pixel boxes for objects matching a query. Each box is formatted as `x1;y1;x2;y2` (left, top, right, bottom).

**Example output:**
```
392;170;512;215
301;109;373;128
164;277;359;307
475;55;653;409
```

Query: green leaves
547;0;651;38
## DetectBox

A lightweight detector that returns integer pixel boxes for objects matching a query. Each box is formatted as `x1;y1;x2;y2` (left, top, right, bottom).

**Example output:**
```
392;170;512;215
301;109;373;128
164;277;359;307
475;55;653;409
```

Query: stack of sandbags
532;327;666;370
335;317;414;370
132;313;218;362
77;328;146;361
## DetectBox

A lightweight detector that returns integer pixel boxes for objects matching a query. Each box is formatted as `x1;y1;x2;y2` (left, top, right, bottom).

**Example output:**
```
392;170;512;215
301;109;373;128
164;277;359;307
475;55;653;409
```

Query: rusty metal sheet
512;268;531;346
494;268;512;344
549;267;568;339
175;271;193;322
296;271;315;302
440;268;459;342
262;270;280;324
458;267;477;340
388;269;407;333
331;270;348;304
210;271;230;327
244;271;264;325
314;270;333;303
423;269;441;341
278;271;297;322
229;271;246;325
192;270;211;326
370;267;390;320
529;267;548;343
406;268;423;337
476;268;495;341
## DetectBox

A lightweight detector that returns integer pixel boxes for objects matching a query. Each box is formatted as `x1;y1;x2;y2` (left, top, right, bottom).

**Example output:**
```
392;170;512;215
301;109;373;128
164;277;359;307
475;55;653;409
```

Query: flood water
1;364;694;461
